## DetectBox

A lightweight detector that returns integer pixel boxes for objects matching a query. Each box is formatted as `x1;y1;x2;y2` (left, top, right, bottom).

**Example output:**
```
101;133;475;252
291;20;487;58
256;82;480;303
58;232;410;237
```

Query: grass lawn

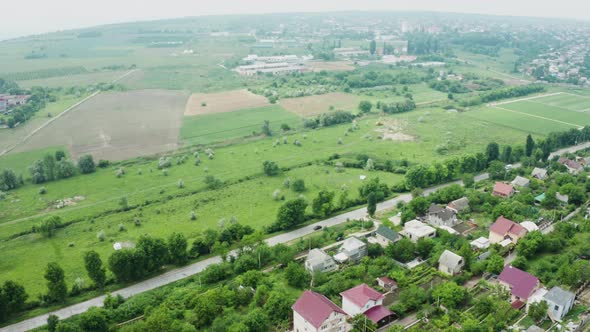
0;147;67;173
181;105;302;145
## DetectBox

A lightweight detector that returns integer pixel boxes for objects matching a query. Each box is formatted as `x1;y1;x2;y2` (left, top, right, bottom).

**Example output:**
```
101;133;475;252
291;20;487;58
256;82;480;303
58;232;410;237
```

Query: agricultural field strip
491;92;564;106
491;105;583;129
527;99;586;113
0;137;373;227
0;69;138;158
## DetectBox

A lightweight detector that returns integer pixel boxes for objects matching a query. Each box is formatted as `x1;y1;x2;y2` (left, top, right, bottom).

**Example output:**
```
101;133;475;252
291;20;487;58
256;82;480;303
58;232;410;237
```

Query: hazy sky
2;0;590;40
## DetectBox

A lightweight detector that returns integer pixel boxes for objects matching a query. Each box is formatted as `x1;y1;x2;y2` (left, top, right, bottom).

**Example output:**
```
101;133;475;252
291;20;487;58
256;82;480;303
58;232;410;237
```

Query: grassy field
184;89;270;116
181;105;302;145
279;93;361;116
465;92;590;135
17;70;128;88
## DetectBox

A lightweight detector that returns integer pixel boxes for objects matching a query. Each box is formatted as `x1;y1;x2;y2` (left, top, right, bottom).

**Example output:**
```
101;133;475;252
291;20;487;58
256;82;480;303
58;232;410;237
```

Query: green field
181;105;303;145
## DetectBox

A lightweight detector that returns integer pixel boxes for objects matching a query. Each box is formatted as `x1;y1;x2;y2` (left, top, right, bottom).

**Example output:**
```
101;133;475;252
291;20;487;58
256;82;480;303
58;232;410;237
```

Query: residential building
292;290;350;332
373;225;399;246
0;97;6;113
333;47;370;58
401;220;436;243
511;176;530;188
340;284;395;327
520;221;539;233
234;62;306;76
493;182;515;198
426;204;458;227
305;248;338;274
335;237;367;263
447;197;469;213
498;265;540;304
543;286;576;321
556;192;569;204
558;158;583;175
438;250;464;275
470;237;491;250
376;276;397;291
489;216;528;245
531;167;548;180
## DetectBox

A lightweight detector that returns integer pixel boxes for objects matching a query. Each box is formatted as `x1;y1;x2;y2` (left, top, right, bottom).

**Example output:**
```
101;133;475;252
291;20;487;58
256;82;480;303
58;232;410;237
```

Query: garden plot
184;89;270;116
279;93;360;117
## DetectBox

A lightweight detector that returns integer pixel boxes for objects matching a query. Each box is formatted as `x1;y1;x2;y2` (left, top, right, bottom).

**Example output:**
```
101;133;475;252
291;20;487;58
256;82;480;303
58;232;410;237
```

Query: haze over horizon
1;0;590;40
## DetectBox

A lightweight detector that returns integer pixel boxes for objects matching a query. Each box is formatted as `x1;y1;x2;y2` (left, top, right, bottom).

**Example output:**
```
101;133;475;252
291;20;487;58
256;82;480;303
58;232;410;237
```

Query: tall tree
84;251;106;288
501;146;512;163
44;262;67;303
273;198;308;230
167;232;188;265
43;154;56;181
312;190;335;217
369;40;377;55
525;134;535;157
486;142;500;163
351;313;378;332
367;192;377;217
77;154;96;174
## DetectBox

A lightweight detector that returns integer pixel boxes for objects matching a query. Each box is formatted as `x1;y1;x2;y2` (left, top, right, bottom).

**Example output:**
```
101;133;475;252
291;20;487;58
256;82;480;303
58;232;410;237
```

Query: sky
2;0;590;40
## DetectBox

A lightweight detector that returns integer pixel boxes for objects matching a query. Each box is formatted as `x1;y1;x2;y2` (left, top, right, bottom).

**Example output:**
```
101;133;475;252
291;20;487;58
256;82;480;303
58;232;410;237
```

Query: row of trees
459;84;545;106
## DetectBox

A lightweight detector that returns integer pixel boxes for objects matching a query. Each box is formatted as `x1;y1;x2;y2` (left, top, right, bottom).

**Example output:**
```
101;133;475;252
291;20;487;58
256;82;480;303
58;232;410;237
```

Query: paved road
549;142;590;159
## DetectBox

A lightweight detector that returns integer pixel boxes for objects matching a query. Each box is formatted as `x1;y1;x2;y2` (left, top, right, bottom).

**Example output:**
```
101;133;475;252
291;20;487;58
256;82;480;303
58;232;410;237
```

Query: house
292;290;350;332
305;249;338;274
447;197;469;213
426;204;458;227
556;192;569;204
534;193;546;204
374;225;399;246
489;216;528;245
438;250;464;275
376;276;397;291
0;97;6;113
470;237;491;250
558;158;582;175
401;220;436;243
493;182;515;198
520;221;539;233
340;284;396;327
335;237;367;263
531;167;548;180
543;286;576;321
511;176;530;188
498;265;540;304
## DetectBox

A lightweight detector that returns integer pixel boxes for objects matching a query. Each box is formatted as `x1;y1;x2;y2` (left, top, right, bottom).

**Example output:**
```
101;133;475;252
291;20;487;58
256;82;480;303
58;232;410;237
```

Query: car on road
313;225;322;231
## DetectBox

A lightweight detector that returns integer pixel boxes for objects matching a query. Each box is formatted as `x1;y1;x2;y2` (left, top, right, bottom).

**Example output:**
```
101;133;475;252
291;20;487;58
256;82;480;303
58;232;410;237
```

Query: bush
39;186;47;194
97;160;110;168
263;161;280;176
190;211;197;220
204;175;223;189
115;168;125;178
177;179;184;188
292;179;305;192
158;157;172;169
118;224;126;232
77;155;96;174
97;230;105;241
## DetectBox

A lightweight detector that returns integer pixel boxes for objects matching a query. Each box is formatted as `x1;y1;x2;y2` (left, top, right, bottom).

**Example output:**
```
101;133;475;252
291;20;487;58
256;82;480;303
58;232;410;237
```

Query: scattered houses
511;176;530;188
376;276;398;291
492;182;515;198
543;286;576;321
373;225;400;246
292;290;350;332
498;265;540;306
401;219;437;243
438;250;464;276
340;284;396;327
558;157;583;175
531;167;548;180
335;236;367;263
305;248;338;274
489;216;528;245
426;203;458;227
447;197;469;213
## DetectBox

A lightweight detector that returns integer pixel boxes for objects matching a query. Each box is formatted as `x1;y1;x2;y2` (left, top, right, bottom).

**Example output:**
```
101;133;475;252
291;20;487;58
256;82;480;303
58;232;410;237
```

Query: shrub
39;186;47;194
97;230;105;241
97;160;110;168
292;179;305;192
204;175;223;189
134;218;141;227
78;155;96;174
118;224;126;232
283;178;291;188
338;138;343;145
294;139;302;146
162;169;168;176
272;189;283;201
263;161;280;176
115;168;125;178
190;211;197;220
201;102;207;107
178;179;184;188
158;157;171;169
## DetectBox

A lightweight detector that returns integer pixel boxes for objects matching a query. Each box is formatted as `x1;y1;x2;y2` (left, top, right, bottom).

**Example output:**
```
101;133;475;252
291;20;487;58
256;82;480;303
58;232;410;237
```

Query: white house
544;286;576;321
337;236;367;262
292;290;350;332
373;225;399;246
401;220;436;243
305;249;338;274
438;250;464;275
426;204;458;227
340;284;384;316
511;176;530;188
470;237;491;250
447;197;469;213
531;167;548;180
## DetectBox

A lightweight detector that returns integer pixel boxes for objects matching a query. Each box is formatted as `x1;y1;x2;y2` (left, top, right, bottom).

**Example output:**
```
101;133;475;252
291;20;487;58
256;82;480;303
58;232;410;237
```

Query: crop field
279;92;361;116
465;92;590;135
10;89;189;161
181;105;302;145
17;70;129;88
184;89;270;116
306;60;356;72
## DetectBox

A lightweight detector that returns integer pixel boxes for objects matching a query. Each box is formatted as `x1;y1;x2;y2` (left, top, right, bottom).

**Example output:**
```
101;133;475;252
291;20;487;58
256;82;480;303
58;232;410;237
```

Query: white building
544;286;576;321
305;248;338;274
401;220;436;243
336;236;367;262
292;290;350;332
438;250;464;276
340;284;384;316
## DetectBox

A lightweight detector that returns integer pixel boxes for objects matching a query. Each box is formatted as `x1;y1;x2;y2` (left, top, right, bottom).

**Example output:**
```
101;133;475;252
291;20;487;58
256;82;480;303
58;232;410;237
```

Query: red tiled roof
559;158;582;170
498;265;539;300
511;300;526;309
363;305;395;323
490;216;526;237
340;284;384;308
493;182;514;196
292;290;346;329
377;276;397;286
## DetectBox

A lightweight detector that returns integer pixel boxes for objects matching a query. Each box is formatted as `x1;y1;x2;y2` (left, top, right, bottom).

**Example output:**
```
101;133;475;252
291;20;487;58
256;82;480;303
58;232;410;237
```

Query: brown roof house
558;158;583;175
493;182;515;198
292;290;350;332
489;216;528;245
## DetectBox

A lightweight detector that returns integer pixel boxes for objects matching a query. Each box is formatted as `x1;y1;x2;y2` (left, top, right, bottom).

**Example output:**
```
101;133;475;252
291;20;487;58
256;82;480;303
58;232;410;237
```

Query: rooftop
493;182;514;196
340;284;383;308
341;236;366;252
490;216;526;237
544;286;575;306
363;305;395;323
375;225;398;242
498;265;539;299
438;250;463;269
292;290;346;328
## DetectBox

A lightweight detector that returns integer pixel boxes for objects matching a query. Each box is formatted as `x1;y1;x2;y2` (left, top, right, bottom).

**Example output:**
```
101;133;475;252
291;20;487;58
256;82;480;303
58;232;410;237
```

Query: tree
136;235;169;273
47;315;59;332
291;179;305;192
488;160;506;180
385;238;415;263
367;192;377;217
45;262;67;303
501;146;512;163
485;254;504;275
108;249;135;282
263;291;292;325
284;262;310;288
416;238;435;259
84;251;106;289
262;160;280;176
486;142;500;163
168;232;188;265
398;286;427;311
432;282;468;309
358;100;373;113
79;307;108;332
528;300;548;323
369;40;377;55
243;308;270;332
351;313;378;332
55;150;66;161
36;215;62;238
261;120;272;136
30;159;47;184
525;134;535;157
78;154;96;174
0;169;20;190
462;173;474;188
43;154;56;181
312;190;335;217
0;280;27;318
273;198;308;230
56;159;76;179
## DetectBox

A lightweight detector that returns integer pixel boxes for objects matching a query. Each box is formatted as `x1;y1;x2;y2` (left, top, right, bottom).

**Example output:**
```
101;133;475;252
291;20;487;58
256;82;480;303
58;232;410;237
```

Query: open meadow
9;89;189;161
184;89;270;116
279;92;361;116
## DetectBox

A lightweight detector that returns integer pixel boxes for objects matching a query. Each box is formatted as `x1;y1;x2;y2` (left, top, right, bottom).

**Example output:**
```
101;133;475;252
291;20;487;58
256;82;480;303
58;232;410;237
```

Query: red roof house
498;265;540;303
489;216;527;245
292;290;349;332
558;157;583;174
492;182;514;198
340;284;395;327
376;276;398;291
